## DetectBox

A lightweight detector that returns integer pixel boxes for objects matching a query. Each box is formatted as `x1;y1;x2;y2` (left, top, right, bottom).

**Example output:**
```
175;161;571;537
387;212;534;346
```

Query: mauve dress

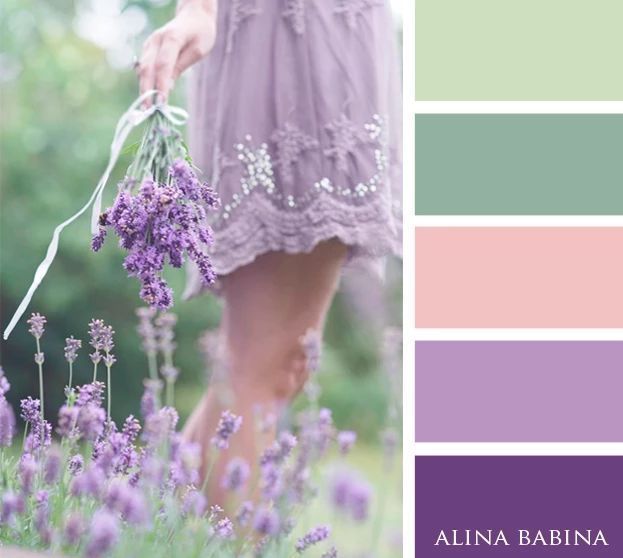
184;0;402;297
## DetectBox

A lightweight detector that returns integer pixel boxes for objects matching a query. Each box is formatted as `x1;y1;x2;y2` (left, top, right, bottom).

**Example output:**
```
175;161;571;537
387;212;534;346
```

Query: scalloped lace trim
183;189;401;298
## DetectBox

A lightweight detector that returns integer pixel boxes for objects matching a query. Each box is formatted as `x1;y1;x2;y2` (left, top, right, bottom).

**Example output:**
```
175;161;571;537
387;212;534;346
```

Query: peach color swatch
415;228;623;328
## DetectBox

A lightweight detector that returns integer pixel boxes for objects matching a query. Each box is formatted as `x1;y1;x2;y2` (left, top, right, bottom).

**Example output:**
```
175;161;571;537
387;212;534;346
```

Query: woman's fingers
154;33;183;102
172;41;203;81
138;6;216;106
138;34;161;106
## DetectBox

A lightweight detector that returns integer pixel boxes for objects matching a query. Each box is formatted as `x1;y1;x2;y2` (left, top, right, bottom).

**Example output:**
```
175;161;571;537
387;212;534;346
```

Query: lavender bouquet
91;110;219;309
3;94;218;340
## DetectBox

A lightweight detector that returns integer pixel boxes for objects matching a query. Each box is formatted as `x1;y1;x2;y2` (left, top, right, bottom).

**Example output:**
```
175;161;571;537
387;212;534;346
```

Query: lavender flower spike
26;313;47;417
76;381;105;407
68;454;84;476
235;501;254;526
1;491;25;525
34;490;51;545
44;446;62;484
253;507;280;536
214;517;234;539
0;399;15;447
296;526;331;553
349;480;372;522
64;336;82;364
330;469;373;522
0;366;10;397
0;367;14;447
19;454;38;494
221;457;250;492
86;509;119;558
136;307;158;355
27;312;46;339
182;489;207;517
64;335;82;389
20;397;41;423
64;513;85;546
337;430;357;455
300;328;322;373
155;312;177;354
141;379;163;419
88;319;115;352
211;410;242;450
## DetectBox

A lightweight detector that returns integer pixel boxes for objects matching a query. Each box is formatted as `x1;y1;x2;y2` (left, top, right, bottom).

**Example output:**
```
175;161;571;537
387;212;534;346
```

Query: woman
138;0;401;504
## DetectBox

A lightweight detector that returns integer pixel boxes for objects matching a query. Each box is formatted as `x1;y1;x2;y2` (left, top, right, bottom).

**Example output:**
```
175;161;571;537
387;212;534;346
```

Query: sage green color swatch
416;0;623;100
415;115;623;215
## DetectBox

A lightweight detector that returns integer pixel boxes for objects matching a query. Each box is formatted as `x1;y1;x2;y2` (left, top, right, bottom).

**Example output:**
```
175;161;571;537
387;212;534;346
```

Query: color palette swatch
416;457;623;556
415;228;623;328
415;115;623;215
415;0;623;100
415;342;623;442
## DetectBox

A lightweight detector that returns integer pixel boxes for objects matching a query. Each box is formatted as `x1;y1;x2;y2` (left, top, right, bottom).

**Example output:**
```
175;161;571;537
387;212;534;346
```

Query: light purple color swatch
415;341;623;442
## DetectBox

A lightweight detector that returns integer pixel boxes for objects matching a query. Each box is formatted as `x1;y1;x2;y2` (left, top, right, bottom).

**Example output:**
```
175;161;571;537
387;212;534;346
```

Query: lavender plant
91;111;220;310
0;313;396;557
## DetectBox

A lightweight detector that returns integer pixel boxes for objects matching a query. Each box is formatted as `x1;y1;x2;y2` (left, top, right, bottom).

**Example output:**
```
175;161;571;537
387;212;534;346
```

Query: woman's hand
138;0;217;105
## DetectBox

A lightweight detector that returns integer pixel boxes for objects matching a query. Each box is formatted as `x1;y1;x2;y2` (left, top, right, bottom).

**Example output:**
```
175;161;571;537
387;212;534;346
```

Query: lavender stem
35;338;44;419
106;364;112;422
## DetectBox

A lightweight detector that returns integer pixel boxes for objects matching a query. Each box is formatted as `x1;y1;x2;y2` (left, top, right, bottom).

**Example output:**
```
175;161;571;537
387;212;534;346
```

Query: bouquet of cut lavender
3;93;218;339
91;110;219;309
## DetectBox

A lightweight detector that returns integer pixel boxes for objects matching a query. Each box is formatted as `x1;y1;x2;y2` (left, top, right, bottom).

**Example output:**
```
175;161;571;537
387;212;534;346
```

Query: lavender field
0;312;401;557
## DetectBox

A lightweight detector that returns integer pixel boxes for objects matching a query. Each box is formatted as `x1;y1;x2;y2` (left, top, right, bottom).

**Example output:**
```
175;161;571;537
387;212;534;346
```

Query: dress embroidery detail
315;115;387;200
324;113;372;172
282;0;306;35
334;0;384;29
227;0;261;53
224;137;275;220
270;122;319;185
217;115;388;222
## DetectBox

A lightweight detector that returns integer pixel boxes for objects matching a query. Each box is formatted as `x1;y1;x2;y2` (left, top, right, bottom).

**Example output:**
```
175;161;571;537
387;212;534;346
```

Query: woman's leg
183;238;347;506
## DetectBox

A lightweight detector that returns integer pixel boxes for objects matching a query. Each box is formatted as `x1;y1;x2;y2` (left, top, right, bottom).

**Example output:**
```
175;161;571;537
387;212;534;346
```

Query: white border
415;443;623;456
411;101;623;114
414;329;623;341
414;216;623;227
402;0;416;556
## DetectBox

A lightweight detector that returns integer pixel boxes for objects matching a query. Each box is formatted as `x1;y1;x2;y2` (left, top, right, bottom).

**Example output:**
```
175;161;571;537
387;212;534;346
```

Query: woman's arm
138;0;218;104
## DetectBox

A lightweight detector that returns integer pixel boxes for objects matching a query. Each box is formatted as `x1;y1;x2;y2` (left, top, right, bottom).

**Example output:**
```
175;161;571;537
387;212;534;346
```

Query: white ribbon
3;90;188;340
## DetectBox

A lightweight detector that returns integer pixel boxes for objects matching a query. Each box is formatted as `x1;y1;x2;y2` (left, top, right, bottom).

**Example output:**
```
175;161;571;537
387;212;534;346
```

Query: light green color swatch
416;0;623;100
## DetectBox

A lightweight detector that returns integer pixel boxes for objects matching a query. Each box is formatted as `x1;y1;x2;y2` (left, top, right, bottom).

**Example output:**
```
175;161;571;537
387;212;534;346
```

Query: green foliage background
0;0;402;441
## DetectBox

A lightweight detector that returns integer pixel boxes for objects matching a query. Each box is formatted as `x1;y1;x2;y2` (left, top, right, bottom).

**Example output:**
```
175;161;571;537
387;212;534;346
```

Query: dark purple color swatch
416;457;623;557
415;341;623;442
